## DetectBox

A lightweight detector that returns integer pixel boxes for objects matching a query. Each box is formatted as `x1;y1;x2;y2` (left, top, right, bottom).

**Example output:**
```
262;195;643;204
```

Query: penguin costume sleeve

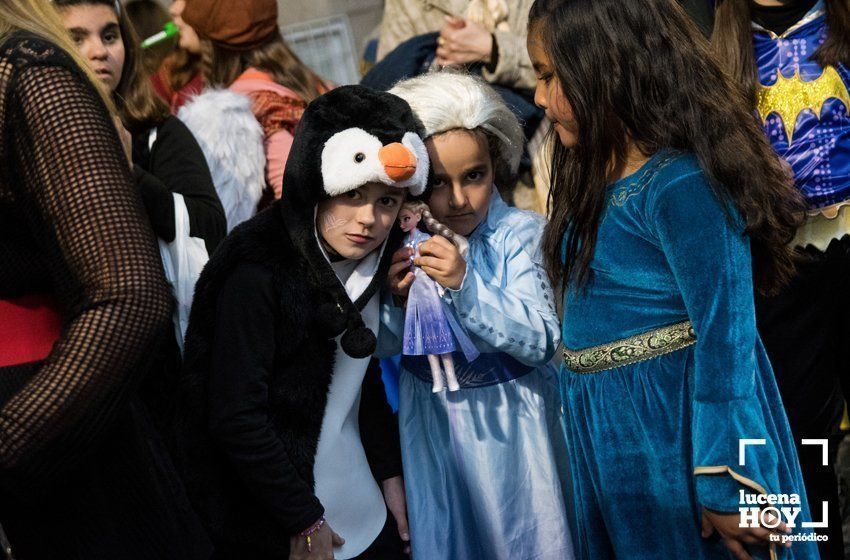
174;85;429;558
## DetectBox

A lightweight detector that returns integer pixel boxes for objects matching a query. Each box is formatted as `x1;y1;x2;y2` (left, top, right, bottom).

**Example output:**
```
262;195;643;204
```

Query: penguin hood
278;85;430;359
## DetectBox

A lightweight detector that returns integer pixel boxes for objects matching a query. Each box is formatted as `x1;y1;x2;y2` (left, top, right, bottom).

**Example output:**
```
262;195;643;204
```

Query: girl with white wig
378;71;574;560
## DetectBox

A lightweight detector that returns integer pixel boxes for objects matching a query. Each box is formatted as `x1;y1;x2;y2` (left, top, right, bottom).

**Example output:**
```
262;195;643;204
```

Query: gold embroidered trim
562;320;696;374
694;465;777;560
609;151;680;207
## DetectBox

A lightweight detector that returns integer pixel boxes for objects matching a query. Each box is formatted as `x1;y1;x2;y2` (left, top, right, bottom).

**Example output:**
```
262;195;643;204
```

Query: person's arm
377;240;419;359
208;263;324;534
242;89;299;201
265;129;294;201
483;29;537;90
435;5;537;90
137;116;226;255
0;52;172;488
483;0;537;90
649;171;774;511
444;226;561;366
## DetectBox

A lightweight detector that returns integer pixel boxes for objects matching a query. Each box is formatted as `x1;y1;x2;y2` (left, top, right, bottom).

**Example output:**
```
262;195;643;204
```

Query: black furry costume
175;86;429;557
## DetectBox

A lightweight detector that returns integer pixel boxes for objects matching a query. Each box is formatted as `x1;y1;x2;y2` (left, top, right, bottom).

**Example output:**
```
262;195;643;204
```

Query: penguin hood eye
320;127;428;197
321;128;384;197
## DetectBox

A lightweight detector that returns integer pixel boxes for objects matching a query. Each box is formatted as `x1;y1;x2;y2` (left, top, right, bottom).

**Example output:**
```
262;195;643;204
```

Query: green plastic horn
141;21;179;49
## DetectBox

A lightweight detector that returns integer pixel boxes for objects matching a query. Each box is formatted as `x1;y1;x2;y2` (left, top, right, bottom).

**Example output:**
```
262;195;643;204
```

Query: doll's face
398;208;420;233
425;129;493;237
317;181;405;260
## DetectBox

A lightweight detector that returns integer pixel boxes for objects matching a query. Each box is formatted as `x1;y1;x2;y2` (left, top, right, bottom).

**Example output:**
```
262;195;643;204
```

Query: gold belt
563;320;696;374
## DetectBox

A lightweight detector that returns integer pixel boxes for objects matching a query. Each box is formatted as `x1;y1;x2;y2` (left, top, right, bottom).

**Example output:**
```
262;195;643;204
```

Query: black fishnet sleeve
0;47;172;487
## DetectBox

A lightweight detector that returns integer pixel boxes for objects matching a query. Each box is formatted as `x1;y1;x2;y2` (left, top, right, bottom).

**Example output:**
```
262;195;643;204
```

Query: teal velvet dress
561;151;819;559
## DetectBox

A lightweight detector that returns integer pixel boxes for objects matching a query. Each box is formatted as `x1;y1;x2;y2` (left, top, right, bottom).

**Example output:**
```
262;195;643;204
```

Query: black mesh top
0;32;213;559
0;31;171;490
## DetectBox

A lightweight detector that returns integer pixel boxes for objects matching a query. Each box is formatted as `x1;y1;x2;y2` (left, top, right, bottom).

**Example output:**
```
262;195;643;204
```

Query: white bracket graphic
803;501;829;528
739;439;830;528
739;439;766;466
801;439;829;467
801;439;830;528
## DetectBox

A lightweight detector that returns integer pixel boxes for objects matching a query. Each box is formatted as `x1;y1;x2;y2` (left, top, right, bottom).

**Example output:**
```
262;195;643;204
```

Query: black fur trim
314;302;347;338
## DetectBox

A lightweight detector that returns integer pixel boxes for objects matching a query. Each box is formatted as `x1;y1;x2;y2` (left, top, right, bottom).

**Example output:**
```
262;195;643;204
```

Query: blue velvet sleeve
649;171;779;512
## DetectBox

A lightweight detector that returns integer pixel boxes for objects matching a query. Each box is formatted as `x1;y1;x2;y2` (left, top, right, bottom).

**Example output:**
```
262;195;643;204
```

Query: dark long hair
55;0;169;133
712;0;850;97
529;0;804;296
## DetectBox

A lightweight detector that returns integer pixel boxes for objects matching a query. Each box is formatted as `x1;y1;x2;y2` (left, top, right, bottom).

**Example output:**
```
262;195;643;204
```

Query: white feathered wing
179;89;266;233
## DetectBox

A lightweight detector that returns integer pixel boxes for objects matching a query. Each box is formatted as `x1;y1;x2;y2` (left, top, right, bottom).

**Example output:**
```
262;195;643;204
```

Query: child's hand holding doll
387;233;467;296
388;246;415;298
390;201;469;295
415;236;467;290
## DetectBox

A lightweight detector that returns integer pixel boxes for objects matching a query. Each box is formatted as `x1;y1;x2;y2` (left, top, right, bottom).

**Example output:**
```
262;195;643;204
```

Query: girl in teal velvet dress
528;0;819;558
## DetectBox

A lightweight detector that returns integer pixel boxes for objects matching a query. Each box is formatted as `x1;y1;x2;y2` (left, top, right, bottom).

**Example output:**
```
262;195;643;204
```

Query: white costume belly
313;256;387;559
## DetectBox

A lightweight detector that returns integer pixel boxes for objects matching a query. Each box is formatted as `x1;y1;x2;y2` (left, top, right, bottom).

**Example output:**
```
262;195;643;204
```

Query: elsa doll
398;200;477;392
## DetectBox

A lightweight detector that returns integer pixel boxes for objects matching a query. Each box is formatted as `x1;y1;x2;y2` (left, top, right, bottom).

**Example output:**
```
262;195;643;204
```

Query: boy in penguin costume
175;85;429;560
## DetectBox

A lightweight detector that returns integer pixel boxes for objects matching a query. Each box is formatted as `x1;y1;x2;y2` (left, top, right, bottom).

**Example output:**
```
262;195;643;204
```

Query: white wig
389;71;524;178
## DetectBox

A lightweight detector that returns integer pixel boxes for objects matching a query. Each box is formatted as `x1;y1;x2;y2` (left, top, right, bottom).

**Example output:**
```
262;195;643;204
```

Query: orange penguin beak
378;142;417;182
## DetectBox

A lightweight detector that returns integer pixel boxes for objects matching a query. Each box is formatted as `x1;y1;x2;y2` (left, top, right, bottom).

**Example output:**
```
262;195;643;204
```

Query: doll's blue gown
402;228;477;359
561;150;819;559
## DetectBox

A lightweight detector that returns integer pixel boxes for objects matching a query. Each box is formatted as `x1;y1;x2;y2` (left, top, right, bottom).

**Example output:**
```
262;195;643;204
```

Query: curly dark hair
529;0;804;296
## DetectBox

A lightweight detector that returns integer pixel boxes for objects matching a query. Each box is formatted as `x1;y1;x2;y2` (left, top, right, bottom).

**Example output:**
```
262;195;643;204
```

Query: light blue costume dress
379;190;575;560
561;150;818;559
